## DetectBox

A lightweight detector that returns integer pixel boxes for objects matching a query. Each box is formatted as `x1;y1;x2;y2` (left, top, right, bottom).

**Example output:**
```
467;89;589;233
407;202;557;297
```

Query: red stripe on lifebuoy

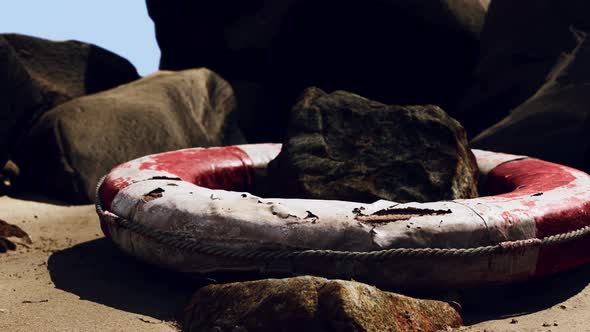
100;181;124;217
484;159;576;197
484;159;590;276
536;236;590;277
535;200;590;276
137;147;254;190
99;146;253;211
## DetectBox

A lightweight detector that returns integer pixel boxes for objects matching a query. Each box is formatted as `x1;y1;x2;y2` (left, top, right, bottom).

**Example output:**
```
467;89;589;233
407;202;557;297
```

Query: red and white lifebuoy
96;144;590;290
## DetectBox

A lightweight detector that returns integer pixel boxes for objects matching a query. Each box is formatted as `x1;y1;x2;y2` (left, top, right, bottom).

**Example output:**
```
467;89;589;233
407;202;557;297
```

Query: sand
0;195;193;331
1;194;590;331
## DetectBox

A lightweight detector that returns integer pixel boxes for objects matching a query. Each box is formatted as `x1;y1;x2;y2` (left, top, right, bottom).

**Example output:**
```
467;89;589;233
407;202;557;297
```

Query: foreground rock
182;276;462;332
268;88;478;203
472;28;590;172
456;0;590;137
15;69;241;203
147;0;488;142
0;34;140;189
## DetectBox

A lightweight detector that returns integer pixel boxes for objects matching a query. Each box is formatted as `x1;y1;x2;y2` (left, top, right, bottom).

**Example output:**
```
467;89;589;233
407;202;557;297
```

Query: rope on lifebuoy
94;176;590;262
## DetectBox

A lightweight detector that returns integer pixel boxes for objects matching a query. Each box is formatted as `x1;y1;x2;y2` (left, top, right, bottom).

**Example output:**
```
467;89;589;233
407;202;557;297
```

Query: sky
0;0;159;76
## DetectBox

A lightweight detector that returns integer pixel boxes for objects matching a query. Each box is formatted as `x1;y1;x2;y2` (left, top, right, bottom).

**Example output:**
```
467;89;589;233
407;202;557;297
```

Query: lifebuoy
96;144;590;290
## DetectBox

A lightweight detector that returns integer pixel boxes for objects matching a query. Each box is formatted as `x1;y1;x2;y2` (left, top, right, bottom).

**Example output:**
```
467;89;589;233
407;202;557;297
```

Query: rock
182;276;462;332
267;88;478;203
146;0;488;142
456;0;590;137
2;33;140;105
0;219;31;253
14;69;242;203
0;161;20;194
471;28;590;172
0;36;44;175
478;0;491;10
0;33;140;190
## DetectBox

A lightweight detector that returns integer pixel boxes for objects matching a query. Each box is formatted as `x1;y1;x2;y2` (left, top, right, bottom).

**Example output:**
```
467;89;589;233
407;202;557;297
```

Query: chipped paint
143;188;165;202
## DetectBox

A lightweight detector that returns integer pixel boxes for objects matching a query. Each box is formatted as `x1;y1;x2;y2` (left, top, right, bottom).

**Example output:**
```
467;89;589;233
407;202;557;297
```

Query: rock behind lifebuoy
471;27;590;172
17;69;241;203
146;0;488;142
267;87;478;203
0;33;139;189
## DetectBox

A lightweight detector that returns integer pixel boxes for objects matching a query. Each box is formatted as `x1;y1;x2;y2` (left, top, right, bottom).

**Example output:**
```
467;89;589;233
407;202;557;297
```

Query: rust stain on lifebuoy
356;207;451;224
143;187;165;202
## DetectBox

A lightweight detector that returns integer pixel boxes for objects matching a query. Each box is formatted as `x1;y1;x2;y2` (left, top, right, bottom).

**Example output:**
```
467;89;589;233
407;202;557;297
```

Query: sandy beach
0;195;191;331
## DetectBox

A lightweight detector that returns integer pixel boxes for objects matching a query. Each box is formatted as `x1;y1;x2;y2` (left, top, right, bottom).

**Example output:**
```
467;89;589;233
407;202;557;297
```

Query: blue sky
0;0;159;76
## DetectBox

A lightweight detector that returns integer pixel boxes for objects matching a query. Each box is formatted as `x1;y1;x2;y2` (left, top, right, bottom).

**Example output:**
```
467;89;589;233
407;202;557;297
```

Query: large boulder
267;88;478;203
1;33;140;105
456;0;590;137
14;69;242;203
472;28;590;172
146;0;488;142
182;276;463;332
0;34;140;187
0;36;44;178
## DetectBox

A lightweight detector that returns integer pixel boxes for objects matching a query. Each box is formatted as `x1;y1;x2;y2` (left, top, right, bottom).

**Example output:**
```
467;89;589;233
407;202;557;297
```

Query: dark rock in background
456;0;590;137
182;276;463;332
268;88;478;203
2;33;140;105
0;36;44;178
0;34;140;191
15;69;242;203
472;28;590;172
146;0;487;142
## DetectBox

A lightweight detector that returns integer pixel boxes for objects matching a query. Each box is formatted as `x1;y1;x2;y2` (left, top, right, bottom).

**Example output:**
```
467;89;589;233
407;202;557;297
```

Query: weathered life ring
96;144;590;290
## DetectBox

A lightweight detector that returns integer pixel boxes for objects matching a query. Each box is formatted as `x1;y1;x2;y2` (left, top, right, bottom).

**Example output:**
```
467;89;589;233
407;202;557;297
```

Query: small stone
542;322;551;327
0;219;32;253
138;317;161;324
510;318;518;324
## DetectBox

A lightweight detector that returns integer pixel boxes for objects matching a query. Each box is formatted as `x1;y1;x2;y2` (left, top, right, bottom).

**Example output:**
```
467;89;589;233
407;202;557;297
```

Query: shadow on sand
47;238;292;322
456;264;590;324
47;238;198;321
